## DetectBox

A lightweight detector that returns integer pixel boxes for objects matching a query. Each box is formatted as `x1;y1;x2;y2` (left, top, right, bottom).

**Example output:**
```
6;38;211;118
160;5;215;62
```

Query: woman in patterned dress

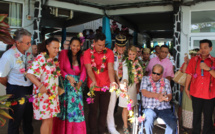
52;37;87;134
27;37;60;134
180;49;200;130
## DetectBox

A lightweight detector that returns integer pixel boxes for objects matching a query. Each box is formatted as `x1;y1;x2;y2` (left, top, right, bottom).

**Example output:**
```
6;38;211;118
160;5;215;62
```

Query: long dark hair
67;37;82;69
38;37;59;55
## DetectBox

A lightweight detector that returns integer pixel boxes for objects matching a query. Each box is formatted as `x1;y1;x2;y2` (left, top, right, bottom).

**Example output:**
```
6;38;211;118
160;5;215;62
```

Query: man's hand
90;81;97;88
0;77;7;86
200;62;210;71
158;93;168;102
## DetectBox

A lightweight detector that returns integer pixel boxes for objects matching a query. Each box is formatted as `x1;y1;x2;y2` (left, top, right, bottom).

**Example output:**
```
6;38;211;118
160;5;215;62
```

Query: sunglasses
152;72;161;76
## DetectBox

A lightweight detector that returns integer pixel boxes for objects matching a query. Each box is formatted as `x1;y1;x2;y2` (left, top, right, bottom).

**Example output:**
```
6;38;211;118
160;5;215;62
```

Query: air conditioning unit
50;7;73;19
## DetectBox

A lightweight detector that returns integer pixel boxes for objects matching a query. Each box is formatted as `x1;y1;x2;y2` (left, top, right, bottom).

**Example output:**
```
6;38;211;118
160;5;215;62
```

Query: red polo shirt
186;55;215;99
84;47;114;91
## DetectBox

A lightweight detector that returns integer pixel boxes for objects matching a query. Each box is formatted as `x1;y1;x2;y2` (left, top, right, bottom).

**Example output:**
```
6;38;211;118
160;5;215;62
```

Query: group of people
0;28;214;134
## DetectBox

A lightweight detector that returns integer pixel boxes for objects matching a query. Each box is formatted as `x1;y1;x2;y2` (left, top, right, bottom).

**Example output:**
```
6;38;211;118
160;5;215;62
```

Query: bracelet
38;84;43;91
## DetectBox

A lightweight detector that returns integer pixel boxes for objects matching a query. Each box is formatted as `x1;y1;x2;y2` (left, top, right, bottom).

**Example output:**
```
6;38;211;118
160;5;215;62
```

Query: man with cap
107;34;127;134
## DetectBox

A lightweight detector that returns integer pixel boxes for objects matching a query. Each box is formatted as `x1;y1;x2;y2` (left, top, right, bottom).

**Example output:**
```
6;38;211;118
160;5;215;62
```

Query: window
191;37;215;57
191;10;215;33
0;1;23;27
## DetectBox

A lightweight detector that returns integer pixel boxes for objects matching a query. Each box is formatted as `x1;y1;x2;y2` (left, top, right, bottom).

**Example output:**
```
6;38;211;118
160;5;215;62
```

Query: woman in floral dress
52;37;87;134
27;37;60;134
119;46;143;134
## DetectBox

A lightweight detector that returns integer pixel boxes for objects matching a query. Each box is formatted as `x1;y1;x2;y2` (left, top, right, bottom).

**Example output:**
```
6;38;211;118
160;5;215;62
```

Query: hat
189;48;199;55
115;34;127;47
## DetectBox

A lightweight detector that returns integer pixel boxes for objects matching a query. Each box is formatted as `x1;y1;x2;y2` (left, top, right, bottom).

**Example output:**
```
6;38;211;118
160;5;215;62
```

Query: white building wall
0;0;34;96
2;0;34;33
180;1;215;66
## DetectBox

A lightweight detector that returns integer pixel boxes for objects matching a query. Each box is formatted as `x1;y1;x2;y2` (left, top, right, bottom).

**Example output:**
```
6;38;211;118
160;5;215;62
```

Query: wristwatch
208;67;212;72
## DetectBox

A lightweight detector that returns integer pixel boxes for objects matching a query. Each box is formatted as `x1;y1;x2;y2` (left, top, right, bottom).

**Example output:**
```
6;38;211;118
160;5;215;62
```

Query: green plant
0;14;14;126
0;14;15;44
0;94;13;126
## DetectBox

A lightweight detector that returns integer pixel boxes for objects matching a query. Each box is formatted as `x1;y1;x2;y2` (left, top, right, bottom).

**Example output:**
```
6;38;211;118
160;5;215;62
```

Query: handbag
58;76;65;95
173;70;187;86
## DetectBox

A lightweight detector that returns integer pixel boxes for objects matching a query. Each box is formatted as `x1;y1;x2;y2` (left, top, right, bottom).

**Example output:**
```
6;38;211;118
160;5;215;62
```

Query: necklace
42;52;61;77
149;76;165;93
114;51;124;79
125;58;143;85
90;44;107;74
12;45;33;75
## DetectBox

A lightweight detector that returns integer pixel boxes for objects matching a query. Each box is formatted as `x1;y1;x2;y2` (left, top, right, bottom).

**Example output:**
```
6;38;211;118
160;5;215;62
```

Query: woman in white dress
119;46;143;134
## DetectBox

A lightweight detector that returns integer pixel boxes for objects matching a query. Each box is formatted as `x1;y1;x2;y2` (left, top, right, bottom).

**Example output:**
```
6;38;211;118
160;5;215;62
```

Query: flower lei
90;44;107;74
86;86;109;104
0;91;57;107
125;57;143;85
114;51;124;79
149;75;165;93
42;52;61;77
12;45;33;75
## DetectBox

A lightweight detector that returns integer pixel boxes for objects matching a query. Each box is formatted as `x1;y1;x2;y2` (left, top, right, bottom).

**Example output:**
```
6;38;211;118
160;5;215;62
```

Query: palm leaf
0;109;13;120
0;104;12;111
0;22;9;28
0;116;6;126
0;14;7;22
0;94;12;102
0;14;15;44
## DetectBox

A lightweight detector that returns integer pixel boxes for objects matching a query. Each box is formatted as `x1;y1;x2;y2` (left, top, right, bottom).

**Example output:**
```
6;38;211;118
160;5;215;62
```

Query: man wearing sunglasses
140;64;177;134
0;28;34;134
146;45;174;81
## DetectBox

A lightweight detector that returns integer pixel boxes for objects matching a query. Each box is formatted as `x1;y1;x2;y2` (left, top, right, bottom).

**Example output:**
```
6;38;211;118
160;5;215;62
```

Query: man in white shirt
0;28;34;134
107;34;127;134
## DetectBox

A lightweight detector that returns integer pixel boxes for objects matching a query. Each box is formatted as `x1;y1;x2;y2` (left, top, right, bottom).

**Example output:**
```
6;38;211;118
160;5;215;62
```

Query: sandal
128;122;133;130
123;126;129;134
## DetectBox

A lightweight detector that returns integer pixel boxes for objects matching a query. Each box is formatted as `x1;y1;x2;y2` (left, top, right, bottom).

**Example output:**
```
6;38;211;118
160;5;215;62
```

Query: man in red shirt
84;33;117;134
185;39;215;134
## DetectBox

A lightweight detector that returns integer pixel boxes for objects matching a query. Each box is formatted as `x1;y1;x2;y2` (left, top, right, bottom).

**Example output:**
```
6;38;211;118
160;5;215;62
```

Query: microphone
201;60;204;76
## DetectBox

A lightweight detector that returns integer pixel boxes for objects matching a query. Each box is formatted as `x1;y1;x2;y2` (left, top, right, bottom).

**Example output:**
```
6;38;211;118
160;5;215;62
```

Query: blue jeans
144;108;177;134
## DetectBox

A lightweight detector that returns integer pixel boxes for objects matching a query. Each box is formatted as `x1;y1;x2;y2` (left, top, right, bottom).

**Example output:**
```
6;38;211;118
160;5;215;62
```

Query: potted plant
0;14;15;126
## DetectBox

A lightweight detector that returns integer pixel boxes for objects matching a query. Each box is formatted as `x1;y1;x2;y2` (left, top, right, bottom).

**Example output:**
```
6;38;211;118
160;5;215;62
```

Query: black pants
6;83;33;134
192;96;215;134
88;91;110;134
